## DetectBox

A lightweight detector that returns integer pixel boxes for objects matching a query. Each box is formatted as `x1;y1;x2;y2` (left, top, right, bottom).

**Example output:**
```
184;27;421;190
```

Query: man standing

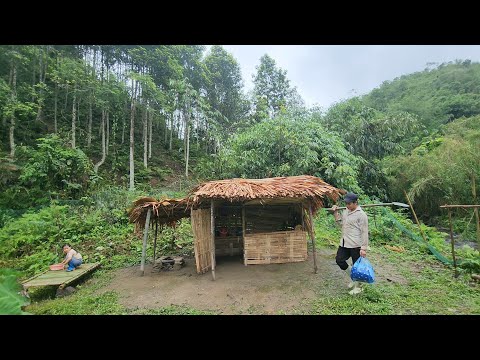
332;192;369;295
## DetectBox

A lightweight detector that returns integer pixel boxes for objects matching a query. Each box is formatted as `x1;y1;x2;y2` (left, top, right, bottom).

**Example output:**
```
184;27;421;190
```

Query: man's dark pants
335;246;360;270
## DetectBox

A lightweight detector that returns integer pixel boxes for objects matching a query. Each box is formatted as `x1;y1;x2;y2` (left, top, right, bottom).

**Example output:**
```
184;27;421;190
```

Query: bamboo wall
191;208;212;274
244;228;307;265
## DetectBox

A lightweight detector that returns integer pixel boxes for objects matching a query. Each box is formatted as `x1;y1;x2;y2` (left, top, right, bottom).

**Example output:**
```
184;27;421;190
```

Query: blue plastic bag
351;257;375;283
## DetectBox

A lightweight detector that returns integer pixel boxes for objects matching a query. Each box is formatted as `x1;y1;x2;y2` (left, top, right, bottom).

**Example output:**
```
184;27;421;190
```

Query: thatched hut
128;175;344;279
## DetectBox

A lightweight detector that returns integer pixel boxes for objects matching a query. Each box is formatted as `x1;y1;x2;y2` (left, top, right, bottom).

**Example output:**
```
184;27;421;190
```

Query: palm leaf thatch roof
128;175;344;229
128;196;189;231
189;175;344;210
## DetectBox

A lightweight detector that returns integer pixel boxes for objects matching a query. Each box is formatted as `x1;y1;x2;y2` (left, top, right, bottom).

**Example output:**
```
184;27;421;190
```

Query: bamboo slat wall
191;208;212;274
244;229;307;265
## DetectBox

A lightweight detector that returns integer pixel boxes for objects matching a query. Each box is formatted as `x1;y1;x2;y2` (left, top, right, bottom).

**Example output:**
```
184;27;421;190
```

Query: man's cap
344;192;358;203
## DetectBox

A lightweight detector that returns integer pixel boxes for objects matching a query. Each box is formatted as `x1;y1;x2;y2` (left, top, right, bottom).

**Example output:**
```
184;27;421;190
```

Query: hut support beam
448;208;459;278
141;208;152;276
308;206;318;274
210;201;216;281
153;219;158;264
242;205;246;266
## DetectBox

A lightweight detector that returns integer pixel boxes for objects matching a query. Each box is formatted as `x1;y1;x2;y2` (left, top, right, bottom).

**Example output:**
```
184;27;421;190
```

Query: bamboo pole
140;208;151;276
153;218;158;264
439;205;480;208
325;202;409;211
404;190;429;244
448;208;459;278
308;205;318;274
242;205;246;266
472;174;480;243
210;201;216;281
301;204;305;230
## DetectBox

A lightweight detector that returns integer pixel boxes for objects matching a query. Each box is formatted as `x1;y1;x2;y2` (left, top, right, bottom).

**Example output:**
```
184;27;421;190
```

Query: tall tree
253;54;292;118
203;46;247;135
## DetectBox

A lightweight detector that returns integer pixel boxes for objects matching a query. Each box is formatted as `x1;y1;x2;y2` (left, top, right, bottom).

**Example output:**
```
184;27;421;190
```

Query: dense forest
0;46;479;314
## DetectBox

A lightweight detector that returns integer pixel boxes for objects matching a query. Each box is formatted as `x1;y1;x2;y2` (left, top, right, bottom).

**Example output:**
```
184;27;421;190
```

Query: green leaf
0;270;30;315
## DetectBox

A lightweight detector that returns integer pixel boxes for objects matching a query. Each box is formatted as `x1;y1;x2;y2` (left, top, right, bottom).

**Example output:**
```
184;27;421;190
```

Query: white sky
206;45;480;110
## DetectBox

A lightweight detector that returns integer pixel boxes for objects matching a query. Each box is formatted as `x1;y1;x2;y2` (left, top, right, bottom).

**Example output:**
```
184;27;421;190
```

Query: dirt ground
102;248;405;314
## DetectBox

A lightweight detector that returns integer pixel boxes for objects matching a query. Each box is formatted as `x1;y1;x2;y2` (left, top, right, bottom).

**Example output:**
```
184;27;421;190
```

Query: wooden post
153;218;158;264
301;204;305;230
308;206;318;274
140;208;151;276
472;173;480;243
448;208;459;278
242;205;246;266
404;190;429;244
210;201;216;281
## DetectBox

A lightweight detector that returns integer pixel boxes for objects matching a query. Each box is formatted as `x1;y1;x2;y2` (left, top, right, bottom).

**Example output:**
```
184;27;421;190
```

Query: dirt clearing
101;247;405;314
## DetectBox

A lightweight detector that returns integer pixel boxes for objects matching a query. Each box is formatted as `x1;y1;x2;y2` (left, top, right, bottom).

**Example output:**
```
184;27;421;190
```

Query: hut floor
100;249;354;314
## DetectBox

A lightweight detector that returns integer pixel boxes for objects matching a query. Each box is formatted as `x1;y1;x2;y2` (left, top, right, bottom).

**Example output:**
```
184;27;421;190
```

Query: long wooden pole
448;208;459;278
210;201;216;281
439;205;480;208
153;218;158;264
242;205;246;266
404;190;429;244
325;202;408;211
141;208;151;276
308;206;318;274
472;174;480;243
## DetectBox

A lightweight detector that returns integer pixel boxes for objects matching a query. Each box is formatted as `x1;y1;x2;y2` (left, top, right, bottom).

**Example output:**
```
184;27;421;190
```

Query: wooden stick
308;205;318;274
439;205;480;208
404;190;429;244
325;202;409;211
448;208;459;278
242;205;246;266
153;219;158;264
472;173;480;243
140;208;151;276
210;201;216;281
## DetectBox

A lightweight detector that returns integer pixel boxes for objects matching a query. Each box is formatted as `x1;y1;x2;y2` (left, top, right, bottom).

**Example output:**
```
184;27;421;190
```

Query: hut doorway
214;205;244;262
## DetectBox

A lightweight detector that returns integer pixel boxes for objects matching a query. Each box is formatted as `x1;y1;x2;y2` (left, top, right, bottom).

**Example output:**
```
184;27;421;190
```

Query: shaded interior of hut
213;203;304;260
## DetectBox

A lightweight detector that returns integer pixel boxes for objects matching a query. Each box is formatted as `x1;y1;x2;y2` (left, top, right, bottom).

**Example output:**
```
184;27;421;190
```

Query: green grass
20;205;480;315
26;269;218;315
306;243;479;315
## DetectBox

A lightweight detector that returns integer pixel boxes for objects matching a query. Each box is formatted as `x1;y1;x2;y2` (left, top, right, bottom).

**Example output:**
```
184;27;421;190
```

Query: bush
19;134;95;204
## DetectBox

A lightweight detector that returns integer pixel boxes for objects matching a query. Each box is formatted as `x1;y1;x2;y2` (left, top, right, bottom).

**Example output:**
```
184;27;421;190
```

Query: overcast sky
208;45;480;110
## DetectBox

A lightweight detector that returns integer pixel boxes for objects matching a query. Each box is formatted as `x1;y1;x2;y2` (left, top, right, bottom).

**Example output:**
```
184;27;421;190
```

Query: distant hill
362;60;480;130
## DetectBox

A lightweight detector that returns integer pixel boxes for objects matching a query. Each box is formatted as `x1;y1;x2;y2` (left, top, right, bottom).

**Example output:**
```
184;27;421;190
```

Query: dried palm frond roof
189;175;344;213
127;196;189;230
128;176;344;229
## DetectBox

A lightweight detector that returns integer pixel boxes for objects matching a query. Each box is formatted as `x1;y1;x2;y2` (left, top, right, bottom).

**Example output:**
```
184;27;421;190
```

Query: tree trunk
164;113;168;147
148;109;153;160
54;83;58;133
71;86;77;149
143;105;148;168
64;83;69;112
35;46;44;122
9;57;17;158
77;98;81;136
169;111;173;151
185;107;190;178
86;93;92;147
31;46;36;103
129;81;137;191
122;99;127;145
106;110;110;156
94;109;106;173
